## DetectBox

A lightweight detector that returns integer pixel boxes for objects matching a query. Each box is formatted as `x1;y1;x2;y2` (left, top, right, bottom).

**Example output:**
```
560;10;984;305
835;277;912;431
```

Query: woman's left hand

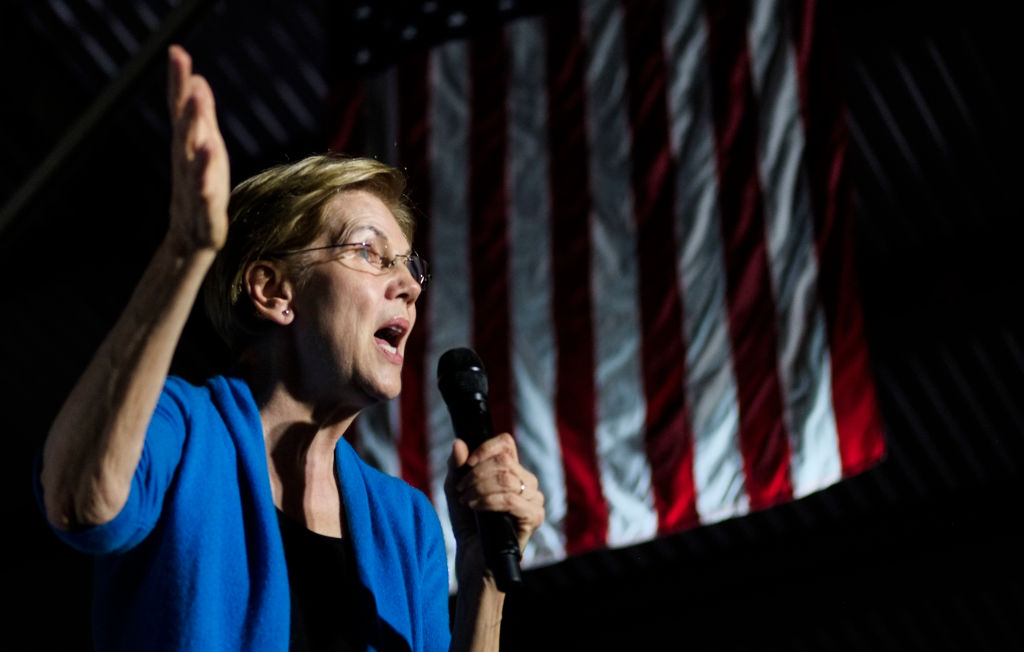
445;433;545;578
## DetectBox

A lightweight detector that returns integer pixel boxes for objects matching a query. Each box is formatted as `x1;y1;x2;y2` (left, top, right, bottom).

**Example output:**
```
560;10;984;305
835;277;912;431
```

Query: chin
381;381;403;401
358;375;403;404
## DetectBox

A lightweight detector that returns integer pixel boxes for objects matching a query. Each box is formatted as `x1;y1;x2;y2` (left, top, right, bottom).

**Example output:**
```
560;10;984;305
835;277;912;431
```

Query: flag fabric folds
328;0;885;588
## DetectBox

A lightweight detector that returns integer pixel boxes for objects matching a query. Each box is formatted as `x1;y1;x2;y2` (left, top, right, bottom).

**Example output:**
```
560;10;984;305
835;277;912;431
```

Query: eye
356;241;386;268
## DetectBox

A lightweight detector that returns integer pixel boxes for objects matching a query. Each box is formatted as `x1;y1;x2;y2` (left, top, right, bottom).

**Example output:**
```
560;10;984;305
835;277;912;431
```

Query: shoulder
158;374;257;425
160;374;245;399
147;375;234;432
150;375;258;446
145;376;208;434
157;375;213;412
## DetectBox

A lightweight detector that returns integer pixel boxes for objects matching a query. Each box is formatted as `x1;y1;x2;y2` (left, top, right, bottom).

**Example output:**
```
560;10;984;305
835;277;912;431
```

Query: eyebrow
328;223;378;245
347;224;386;240
340;223;413;255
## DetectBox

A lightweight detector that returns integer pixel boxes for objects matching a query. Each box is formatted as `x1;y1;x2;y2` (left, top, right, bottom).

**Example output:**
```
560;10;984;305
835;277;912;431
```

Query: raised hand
166;45;229;254
41;48;233;530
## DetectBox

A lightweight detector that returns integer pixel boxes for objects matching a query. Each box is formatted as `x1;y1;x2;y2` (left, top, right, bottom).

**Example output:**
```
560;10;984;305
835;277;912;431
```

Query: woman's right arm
40;45;229;531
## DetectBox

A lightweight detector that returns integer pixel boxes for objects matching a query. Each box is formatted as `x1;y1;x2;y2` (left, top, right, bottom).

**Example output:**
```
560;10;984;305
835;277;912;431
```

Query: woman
37;45;544;651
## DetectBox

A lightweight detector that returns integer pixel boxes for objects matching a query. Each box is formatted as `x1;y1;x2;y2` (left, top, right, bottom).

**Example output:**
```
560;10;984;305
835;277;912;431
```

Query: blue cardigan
40;375;451;651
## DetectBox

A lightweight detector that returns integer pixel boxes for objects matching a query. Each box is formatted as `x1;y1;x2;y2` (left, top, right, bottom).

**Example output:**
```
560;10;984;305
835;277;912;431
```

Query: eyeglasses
276;234;430;288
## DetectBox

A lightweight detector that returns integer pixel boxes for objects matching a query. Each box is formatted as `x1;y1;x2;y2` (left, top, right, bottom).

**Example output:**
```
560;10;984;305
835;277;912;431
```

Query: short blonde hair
203;154;414;353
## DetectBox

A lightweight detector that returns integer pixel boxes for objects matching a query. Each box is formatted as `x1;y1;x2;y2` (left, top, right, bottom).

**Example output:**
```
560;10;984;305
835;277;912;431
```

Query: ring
519;481;526;495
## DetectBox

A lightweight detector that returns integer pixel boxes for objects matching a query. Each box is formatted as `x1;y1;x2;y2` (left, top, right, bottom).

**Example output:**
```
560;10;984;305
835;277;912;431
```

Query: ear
244;260;295;325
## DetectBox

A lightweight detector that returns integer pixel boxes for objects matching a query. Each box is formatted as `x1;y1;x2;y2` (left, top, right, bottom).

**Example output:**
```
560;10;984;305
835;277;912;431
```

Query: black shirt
277;510;365;651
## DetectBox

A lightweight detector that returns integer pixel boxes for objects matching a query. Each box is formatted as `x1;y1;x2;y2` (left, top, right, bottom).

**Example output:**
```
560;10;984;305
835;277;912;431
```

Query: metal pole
0;0;215;237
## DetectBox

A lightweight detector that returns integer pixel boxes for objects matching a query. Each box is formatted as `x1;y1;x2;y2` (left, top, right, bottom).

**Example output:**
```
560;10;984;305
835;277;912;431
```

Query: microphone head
437;347;489;402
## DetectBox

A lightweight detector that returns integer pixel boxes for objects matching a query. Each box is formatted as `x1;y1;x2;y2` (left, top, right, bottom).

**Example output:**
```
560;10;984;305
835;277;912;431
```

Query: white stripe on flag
664;0;749;524
426;38;474;588
748;0;842;497
506;16;567;566
582;0;658;547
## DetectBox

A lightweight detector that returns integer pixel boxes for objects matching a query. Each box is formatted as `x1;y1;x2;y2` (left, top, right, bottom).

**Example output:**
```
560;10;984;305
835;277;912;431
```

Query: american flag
329;0;885;588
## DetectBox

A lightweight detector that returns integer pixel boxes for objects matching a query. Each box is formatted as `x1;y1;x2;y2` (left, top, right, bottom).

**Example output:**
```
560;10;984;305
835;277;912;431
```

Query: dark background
2;1;1021;649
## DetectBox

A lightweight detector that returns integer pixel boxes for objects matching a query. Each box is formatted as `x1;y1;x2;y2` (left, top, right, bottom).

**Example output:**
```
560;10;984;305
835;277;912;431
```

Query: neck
239;339;362;453
248;368;359;463
240;351;360;536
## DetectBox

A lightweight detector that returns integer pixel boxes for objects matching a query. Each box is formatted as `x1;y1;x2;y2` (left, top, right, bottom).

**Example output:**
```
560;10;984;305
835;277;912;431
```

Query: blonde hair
203;154;414;353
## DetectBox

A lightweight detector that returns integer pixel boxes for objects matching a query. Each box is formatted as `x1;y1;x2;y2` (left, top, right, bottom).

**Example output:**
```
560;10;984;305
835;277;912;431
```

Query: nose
387;262;422;304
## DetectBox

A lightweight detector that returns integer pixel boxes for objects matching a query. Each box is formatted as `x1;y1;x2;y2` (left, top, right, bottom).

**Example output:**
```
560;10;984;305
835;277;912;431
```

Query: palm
167;45;229;253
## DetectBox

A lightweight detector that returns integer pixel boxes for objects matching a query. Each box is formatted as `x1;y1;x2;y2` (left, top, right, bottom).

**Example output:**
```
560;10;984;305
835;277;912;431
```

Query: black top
277;509;365;651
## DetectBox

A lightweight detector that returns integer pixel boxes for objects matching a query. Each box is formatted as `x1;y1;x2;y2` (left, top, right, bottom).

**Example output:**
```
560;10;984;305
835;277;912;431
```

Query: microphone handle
448;392;523;592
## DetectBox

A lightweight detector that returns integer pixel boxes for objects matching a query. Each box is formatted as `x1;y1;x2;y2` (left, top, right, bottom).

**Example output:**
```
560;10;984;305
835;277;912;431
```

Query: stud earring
283;308;291;316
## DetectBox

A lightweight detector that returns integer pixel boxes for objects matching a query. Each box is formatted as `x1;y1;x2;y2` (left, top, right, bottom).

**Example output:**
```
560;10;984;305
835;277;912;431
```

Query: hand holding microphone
438;348;544;593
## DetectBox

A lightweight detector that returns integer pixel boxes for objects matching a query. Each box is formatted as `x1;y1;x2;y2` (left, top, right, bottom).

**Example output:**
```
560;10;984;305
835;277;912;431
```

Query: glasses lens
408;255;430;288
328;233;429;288
332;234;386;272
362;236;388;268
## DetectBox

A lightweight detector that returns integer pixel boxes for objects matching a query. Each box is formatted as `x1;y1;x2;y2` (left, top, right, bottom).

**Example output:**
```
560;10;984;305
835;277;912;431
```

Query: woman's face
289;189;421;411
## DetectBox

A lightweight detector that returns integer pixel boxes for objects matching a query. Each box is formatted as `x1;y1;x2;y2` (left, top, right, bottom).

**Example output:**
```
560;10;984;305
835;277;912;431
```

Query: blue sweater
40;375;451;651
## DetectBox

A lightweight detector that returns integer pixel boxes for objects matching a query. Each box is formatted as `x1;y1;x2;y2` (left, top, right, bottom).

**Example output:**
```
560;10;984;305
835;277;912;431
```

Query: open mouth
374;324;404;355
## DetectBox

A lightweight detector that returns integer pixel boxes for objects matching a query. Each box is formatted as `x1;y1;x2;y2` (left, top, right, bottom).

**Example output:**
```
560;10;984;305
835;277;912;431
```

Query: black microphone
437;347;523;592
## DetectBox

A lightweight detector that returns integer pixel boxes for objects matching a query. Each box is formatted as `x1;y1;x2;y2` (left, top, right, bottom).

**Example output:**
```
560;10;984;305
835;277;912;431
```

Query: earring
283;308;291;316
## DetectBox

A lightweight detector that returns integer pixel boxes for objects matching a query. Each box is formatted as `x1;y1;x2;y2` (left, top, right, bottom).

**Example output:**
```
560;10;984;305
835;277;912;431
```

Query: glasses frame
275;241;431;288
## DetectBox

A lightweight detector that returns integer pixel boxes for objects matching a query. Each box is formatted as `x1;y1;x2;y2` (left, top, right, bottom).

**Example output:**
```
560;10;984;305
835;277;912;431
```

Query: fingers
175;77;219;158
453;433;538;495
465;432;519;467
444;439;478;542
167;45;190;116
449;434;546;543
444;438;470;493
165;45;230;252
455;455;539;499
456;470;544;515
168;46;222;156
449;438;470;470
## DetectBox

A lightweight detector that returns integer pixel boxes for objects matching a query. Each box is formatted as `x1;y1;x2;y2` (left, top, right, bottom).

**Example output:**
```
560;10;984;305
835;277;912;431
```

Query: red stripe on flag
703;0;794;510
397;53;433;496
546;2;609;555
622;0;699;533
790;0;885;475
469;31;514;436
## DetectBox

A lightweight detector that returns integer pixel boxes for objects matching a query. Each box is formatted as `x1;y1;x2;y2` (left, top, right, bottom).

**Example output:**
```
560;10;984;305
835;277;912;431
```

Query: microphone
437;347;523;592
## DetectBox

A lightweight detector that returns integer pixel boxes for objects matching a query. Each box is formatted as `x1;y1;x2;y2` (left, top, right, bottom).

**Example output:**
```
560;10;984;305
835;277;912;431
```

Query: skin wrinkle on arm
451;570;506;652
43;224;220;529
40;45;228;530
